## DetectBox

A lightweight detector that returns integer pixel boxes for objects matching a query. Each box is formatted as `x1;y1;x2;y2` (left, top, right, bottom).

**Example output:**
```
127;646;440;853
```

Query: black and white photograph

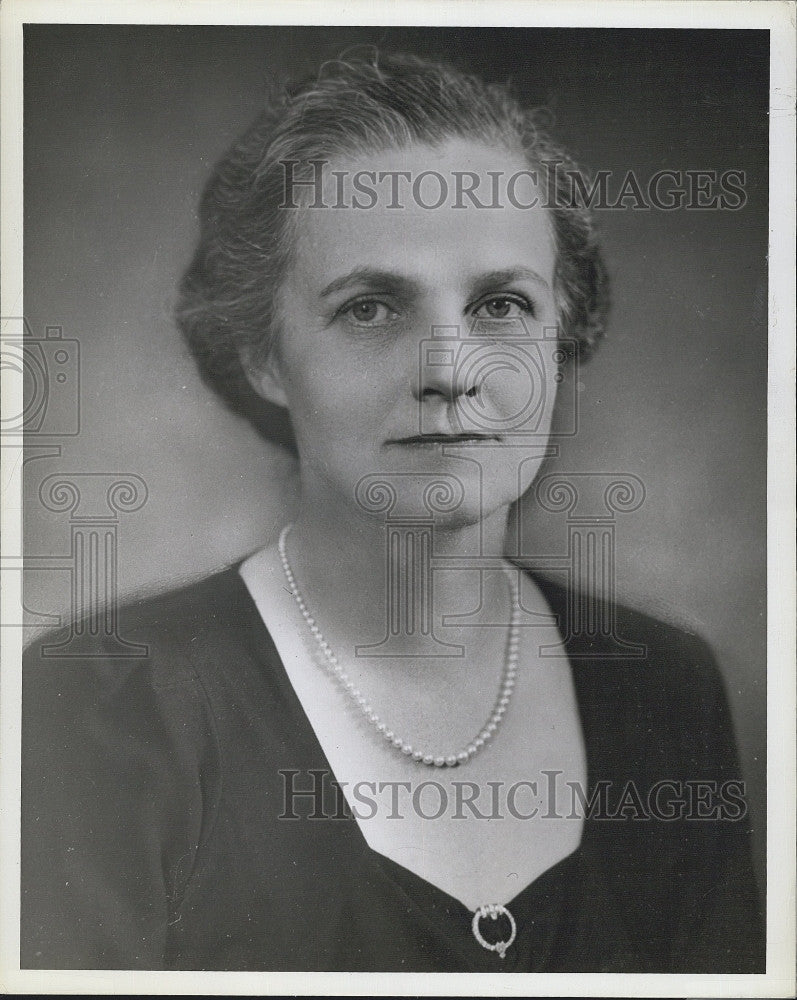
1;1;794;994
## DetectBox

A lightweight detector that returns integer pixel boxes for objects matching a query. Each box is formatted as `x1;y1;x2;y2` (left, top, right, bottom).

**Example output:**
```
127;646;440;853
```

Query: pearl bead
278;524;521;772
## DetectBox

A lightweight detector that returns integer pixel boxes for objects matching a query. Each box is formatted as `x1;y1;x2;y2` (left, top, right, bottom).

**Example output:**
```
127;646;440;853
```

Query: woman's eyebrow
469;268;552;294
319;267;423;299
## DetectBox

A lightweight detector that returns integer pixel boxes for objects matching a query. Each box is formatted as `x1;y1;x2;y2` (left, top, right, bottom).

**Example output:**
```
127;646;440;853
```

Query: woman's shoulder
529;570;724;675
527;571;738;762
525;575;762;973
20;568;248;969
24;562;253;671
21;563;262;760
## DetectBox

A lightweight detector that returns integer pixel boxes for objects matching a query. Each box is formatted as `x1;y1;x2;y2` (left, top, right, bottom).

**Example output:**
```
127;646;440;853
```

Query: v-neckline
224;561;611;915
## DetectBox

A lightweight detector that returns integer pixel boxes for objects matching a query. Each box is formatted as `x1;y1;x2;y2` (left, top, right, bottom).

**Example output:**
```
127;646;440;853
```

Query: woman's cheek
480;362;555;432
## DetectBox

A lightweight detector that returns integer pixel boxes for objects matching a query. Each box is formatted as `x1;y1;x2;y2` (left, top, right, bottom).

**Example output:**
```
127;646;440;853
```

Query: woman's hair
176;50;609;448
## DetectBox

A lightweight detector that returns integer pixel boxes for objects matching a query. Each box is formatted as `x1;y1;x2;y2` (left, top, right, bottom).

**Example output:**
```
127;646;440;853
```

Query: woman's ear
242;347;289;409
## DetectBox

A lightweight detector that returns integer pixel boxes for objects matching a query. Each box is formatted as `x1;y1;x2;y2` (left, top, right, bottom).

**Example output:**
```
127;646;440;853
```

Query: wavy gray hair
176;51;609;450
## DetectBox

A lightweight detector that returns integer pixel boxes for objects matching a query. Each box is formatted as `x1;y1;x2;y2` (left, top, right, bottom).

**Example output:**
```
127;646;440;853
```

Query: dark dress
21;566;764;972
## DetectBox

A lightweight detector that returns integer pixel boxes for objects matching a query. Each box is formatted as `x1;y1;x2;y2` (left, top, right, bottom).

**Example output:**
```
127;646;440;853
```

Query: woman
21;52;763;972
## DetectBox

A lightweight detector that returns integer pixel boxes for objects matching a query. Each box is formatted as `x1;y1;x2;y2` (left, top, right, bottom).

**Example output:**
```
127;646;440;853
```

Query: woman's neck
283;490;514;660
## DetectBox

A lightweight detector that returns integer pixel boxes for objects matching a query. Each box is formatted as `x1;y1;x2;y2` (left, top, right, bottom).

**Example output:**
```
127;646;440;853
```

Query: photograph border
1;1;794;996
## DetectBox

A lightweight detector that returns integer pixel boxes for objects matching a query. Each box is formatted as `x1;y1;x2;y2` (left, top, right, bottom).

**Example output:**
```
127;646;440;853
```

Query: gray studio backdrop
22;26;768;882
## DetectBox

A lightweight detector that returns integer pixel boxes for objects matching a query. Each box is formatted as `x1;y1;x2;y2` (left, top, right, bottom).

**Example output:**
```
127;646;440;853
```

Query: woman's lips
387;433;502;446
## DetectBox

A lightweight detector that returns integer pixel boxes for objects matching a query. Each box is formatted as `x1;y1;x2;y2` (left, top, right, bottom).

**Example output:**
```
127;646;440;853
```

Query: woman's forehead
293;135;546;206
284;137;556;291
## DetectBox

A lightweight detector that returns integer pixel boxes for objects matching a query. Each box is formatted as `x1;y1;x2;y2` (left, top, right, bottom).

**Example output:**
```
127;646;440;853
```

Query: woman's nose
412;325;479;403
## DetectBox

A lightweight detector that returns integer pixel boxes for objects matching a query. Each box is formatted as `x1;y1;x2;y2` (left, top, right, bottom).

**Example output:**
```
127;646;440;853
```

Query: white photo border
1;1;794;996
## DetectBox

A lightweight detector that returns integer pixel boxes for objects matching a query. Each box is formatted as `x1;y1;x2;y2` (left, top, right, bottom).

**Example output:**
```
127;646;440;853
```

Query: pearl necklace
277;523;520;767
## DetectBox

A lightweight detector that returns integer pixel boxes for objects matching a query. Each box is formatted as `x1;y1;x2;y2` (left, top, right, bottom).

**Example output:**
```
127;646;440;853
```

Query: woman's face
254;137;560;527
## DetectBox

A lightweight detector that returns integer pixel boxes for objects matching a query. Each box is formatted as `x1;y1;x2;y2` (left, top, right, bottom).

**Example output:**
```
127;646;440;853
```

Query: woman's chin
347;493;512;534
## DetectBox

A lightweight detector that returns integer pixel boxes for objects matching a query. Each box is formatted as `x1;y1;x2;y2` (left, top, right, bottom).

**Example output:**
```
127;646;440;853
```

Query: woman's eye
472;296;532;320
343;299;397;325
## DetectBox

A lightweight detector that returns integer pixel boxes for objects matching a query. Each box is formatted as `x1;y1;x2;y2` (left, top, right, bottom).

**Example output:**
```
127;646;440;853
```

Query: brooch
471;903;517;959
